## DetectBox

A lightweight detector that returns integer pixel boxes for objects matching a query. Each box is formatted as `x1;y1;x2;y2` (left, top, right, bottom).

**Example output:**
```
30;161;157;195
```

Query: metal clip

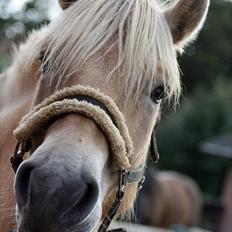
138;176;146;191
10;141;30;173
119;170;130;192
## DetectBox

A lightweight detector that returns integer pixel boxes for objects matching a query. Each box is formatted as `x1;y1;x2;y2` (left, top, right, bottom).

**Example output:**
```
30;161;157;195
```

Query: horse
136;166;202;228
0;0;209;231
219;165;232;232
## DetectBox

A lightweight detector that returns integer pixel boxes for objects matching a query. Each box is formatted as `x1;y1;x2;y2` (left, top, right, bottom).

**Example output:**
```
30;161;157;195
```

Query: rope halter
11;85;145;232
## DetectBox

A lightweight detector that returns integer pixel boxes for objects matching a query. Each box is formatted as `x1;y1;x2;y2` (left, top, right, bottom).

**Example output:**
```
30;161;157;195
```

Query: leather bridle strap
68;95;117;125
99;168;144;232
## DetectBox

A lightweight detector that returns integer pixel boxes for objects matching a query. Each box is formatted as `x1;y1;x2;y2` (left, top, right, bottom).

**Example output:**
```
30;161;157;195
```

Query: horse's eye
151;86;165;104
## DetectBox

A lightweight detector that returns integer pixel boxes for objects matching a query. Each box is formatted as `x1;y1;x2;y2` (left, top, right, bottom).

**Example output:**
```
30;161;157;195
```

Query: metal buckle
119;170;130;191
10;141;30;173
138;176;145;191
10;143;24;173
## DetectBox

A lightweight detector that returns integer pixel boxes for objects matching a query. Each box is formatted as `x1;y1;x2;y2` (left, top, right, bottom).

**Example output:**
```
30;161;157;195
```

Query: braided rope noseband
11;85;145;232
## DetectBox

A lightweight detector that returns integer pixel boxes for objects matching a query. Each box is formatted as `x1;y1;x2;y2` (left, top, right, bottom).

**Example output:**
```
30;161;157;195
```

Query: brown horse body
0;1;209;231
137;167;202;228
220;166;232;232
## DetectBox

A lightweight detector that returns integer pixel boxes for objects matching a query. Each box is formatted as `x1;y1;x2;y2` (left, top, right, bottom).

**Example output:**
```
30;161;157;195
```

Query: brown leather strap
108;229;126;232
150;129;159;163
98;190;125;232
69;95;116;125
98;169;144;232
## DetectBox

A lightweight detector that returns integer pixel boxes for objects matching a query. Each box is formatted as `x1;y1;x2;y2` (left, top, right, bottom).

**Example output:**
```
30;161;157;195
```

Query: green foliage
0;0;49;72
0;56;11;72
157;79;232;196
0;0;49;42
159;0;232;198
180;0;232;91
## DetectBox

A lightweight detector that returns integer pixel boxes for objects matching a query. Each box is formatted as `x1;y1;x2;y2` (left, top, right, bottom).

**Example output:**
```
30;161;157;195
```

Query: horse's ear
165;0;209;48
58;0;76;10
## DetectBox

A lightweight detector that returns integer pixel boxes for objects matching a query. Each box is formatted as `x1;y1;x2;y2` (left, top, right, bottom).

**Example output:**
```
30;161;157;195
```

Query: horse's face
14;0;209;231
16;113;110;231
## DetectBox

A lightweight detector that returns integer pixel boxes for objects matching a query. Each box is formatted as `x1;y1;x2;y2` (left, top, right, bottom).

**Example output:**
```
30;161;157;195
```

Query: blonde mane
37;0;181;104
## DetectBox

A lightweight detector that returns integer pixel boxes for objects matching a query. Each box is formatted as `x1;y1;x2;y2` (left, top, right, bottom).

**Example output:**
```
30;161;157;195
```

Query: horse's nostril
15;162;34;208
61;175;99;225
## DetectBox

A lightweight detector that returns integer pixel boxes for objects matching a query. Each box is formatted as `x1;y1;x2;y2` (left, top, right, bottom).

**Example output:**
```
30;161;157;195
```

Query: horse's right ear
59;0;77;10
165;0;210;49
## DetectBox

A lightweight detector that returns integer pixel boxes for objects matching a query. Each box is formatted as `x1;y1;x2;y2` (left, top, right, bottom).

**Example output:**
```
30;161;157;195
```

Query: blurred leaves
179;0;232;91
158;79;232;196
156;0;232;198
0;55;11;71
0;0;50;72
0;0;49;41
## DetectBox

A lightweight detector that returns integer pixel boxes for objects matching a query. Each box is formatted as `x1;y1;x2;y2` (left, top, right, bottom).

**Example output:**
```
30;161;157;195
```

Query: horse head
0;0;209;231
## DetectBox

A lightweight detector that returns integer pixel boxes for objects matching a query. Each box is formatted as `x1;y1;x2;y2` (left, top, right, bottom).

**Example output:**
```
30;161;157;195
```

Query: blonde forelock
38;0;181;105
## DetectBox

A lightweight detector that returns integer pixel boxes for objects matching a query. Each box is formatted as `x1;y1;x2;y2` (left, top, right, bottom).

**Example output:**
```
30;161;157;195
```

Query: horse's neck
0;27;46;146
0;29;43;232
0;64;42;166
0;68;36;232
0;62;40;145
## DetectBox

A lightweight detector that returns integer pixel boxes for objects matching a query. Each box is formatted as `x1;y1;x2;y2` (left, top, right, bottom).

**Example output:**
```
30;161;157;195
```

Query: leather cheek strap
150;129;160;163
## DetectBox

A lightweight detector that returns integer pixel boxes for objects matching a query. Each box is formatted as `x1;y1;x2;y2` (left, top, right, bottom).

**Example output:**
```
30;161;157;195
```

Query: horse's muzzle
15;160;100;232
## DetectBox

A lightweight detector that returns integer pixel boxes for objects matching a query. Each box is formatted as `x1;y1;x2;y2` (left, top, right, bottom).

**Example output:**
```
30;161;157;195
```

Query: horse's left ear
58;0;76;10
165;0;210;48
